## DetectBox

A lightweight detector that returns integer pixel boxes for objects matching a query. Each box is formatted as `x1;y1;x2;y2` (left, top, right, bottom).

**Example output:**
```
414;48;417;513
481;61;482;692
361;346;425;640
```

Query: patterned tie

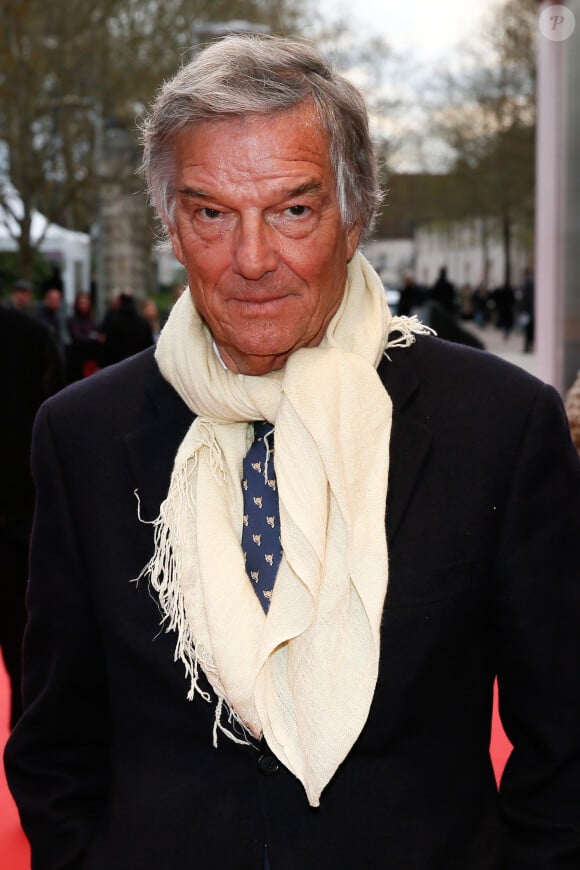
242;422;282;612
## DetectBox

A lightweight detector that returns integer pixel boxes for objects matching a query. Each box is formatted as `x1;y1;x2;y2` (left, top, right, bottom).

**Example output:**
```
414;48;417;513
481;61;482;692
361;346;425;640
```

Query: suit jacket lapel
378;350;432;543
124;361;194;521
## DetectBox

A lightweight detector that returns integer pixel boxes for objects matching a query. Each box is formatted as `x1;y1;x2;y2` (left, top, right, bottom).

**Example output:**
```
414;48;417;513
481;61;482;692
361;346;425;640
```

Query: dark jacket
98;296;154;367
0;307;64;535
5;337;580;869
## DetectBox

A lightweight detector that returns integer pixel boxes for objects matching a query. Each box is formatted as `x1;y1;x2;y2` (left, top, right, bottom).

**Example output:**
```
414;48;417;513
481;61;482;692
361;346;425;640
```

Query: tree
0;0;304;279
308;16;407;178
427;0;537;287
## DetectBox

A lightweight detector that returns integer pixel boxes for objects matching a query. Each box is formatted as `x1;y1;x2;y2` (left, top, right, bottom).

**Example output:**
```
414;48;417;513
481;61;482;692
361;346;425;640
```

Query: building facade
414;218;530;292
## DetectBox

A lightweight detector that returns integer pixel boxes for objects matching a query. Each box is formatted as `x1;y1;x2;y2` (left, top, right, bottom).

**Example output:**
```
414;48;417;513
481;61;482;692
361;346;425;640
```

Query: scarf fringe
385;315;436;351
197;420;227;484
134;474;209;705
135;445;253;749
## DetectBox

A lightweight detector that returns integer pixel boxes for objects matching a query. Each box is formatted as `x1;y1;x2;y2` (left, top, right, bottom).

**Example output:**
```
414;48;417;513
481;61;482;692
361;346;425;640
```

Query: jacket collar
378;347;431;542
124;357;194;522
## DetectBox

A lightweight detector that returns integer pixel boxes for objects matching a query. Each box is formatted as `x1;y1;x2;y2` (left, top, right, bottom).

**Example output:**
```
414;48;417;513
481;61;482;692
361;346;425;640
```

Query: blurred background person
140;298;162;343
472;280;491;329
66;292;101;382
458;282;474;321
396;272;425;316
492;282;515;341
99;290;154;367
417;296;485;349
429;266;456;315
35;286;69;360
4;279;34;314
517;266;535;354
0;306;64;729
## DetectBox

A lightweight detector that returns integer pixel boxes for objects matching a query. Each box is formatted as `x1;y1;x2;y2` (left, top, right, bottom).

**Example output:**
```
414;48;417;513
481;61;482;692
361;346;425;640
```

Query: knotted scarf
140;251;429;805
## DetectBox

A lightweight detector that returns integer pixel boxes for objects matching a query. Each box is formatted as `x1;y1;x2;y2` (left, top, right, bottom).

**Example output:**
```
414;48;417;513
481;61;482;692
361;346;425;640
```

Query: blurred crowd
392;262;580;461
394;264;536;354
2;278;182;386
0;277;183;727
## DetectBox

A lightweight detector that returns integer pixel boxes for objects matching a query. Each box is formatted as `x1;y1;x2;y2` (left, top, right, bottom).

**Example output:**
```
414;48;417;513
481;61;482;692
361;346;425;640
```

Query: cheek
299;251;347;313
188;270;232;329
189;279;219;320
286;241;334;284
179;238;229;291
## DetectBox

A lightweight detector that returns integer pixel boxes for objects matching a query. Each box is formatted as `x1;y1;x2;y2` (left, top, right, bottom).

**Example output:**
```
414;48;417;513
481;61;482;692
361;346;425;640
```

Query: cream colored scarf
141;251;428;806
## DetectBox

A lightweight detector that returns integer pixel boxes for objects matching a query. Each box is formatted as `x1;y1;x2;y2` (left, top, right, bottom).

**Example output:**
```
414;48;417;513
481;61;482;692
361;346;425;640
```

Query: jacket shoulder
37;346;188;439
382;334;546;409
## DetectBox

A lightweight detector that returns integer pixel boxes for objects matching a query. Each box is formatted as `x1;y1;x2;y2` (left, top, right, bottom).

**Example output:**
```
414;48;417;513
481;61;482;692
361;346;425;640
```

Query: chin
225;339;297;375
233;327;299;357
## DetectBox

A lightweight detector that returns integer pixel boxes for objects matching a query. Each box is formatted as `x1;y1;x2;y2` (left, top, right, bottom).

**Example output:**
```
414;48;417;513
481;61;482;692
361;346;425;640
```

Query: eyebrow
177;180;324;201
284;180;324;199
177;188;211;199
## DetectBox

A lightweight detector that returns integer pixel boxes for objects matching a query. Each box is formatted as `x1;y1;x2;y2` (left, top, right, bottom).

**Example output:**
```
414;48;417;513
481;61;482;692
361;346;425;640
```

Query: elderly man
5;34;580;870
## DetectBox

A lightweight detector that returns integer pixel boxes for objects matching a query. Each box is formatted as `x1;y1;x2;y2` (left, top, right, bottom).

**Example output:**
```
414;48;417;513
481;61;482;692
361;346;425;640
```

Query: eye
199;207;222;220
286;204;310;217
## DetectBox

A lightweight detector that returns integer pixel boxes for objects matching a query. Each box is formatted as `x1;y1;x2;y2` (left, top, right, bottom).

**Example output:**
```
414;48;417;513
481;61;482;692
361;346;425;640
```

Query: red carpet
0;664;30;869
0;663;511;869
491;680;512;782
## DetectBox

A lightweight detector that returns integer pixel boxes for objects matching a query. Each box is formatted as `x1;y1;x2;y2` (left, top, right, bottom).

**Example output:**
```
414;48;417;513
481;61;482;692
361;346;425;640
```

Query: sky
313;0;495;64
305;0;501;170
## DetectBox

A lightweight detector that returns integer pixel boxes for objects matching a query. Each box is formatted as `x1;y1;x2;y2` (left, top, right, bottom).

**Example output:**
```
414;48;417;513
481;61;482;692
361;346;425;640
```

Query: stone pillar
535;0;580;393
100;122;154;307
562;0;580;391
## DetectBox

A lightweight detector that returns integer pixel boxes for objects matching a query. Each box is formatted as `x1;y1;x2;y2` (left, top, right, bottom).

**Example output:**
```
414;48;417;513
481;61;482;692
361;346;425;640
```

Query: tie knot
253;422;274;456
254;421;273;440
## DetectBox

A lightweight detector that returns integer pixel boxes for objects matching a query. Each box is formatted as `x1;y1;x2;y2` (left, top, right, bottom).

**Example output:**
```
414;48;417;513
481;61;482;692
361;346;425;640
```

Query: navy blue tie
242;422;282;612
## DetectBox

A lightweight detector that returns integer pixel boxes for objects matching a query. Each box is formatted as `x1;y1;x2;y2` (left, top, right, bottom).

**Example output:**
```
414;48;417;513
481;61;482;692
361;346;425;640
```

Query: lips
232;296;294;318
236;294;287;303
230;289;295;308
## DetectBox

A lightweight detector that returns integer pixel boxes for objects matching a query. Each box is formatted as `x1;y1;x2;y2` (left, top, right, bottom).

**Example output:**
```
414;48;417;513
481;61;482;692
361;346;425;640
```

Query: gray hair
140;33;381;242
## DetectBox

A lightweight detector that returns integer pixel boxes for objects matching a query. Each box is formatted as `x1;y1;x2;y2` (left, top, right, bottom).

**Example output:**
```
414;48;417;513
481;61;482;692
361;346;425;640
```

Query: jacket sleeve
494;381;580;867
3;400;111;870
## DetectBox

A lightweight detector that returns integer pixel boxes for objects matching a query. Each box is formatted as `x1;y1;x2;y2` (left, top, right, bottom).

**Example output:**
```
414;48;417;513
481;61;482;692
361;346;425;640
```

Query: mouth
231;293;294;313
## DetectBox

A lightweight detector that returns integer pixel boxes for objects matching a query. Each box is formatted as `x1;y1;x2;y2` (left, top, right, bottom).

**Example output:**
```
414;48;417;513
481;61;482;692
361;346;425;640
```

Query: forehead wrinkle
173;109;335;208
177;176;325;206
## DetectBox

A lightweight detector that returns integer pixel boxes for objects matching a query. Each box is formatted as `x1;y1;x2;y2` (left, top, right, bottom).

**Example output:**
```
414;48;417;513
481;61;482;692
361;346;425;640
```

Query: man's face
13;290;31;309
44;289;62;311
168;104;361;375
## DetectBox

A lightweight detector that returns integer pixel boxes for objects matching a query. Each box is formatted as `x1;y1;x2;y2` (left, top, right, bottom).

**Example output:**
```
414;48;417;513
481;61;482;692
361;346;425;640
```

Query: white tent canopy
0;185;91;306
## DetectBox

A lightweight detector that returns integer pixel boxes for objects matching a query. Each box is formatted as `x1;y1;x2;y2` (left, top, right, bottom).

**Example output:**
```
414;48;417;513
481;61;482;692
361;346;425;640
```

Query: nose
231;214;278;280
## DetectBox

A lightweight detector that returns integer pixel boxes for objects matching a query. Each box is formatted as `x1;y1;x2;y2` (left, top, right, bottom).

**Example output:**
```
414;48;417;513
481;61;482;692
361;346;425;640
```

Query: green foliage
0;251;54;300
0;0;305;264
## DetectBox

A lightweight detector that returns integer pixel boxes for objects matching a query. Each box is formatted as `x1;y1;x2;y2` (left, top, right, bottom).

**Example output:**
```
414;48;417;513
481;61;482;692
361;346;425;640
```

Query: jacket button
257;753;280;776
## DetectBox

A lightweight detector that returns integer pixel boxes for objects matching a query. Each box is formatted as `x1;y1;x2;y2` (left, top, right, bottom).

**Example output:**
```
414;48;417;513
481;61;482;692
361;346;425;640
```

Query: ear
168;224;185;265
346;223;362;261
